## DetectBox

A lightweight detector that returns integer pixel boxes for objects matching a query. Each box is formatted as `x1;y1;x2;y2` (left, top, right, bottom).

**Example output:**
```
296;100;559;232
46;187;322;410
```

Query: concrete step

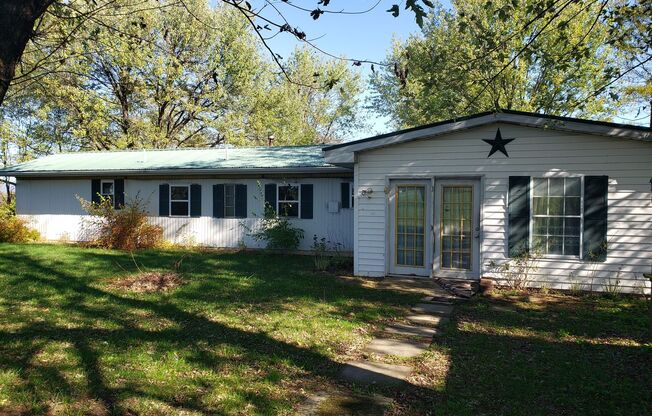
384;323;438;338
340;360;411;386
365;337;429;358
411;303;453;315
406;314;449;327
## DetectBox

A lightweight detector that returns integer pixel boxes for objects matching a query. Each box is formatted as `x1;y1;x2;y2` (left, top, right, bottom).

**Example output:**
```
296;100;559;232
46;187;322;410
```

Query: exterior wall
16;176;354;251
354;122;652;293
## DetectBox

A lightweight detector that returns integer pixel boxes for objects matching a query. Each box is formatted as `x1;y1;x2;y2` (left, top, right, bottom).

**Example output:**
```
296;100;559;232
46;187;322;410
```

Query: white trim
276;183;300;218
100;179;114;201
169;184;190;218
529;176;583;258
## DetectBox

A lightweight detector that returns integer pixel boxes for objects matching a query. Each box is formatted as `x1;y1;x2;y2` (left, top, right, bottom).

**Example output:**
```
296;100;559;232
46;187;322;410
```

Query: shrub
0;201;40;243
311;234;351;272
250;204;304;250
488;247;541;291
79;194;163;250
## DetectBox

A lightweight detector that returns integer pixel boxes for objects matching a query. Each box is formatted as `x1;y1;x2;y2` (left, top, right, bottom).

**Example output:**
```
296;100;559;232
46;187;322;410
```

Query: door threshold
386;273;432;280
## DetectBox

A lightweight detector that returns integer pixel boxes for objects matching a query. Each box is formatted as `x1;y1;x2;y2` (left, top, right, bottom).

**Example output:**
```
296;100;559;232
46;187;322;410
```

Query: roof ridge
43;144;327;156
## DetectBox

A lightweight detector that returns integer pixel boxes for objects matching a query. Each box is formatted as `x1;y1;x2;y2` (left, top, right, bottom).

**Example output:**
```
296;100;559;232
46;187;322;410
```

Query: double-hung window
224;184;236;218
278;185;299;217
532;177;581;256
349;182;355;208
100;180;114;203
170;185;190;217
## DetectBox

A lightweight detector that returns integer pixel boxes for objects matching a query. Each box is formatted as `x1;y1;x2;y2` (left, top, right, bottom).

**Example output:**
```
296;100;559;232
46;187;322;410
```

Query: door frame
432;178;482;280
386;177;433;277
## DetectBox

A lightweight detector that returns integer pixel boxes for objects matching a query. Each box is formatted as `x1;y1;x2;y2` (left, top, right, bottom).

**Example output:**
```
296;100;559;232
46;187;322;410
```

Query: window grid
170;185;190;217
277;185;300;218
100;180;114;201
395;185;425;267
224;184;236;218
531;177;582;256
440;186;473;270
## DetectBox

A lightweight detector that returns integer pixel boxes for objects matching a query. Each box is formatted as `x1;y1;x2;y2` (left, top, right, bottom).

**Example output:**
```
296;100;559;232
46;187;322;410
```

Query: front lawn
0;244;420;415
0;243;650;415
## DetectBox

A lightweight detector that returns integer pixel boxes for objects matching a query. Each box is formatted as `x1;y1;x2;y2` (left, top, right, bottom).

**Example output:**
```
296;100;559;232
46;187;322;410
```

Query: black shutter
300;184;313;219
583;176;608;262
159;184;169;216
264;183;277;213
190;184;202;217
114;179;125;209
235;184;247;218
91;179;101;204
508;176;530;257
341;182;350;209
213;184;225;218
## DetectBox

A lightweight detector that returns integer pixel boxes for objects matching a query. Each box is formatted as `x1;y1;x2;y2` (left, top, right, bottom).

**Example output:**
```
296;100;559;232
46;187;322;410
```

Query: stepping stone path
339;279;460;389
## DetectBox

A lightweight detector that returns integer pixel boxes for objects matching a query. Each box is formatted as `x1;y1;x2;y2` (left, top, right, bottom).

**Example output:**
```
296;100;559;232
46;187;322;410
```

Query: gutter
0;166;353;178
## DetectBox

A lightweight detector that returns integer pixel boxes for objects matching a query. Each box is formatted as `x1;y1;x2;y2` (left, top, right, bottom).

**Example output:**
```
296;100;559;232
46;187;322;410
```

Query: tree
3;1;363;151
371;0;638;127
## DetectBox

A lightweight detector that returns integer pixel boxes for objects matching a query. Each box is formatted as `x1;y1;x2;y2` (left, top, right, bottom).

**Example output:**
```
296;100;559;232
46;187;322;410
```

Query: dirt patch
109;271;184;293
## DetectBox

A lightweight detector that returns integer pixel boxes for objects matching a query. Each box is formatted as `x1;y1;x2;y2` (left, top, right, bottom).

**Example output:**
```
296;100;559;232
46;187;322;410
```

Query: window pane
533;236;547;253
548;197;563;216
549;178;564;196
171;201;189;216
279;202;299;217
101;182;113;195
171;186;188;201
278;185;299;201
564;237;580;255
533;217;547;235
225;205;235;217
533;178;548;196
533;197;548;215
565;178;581;196
548;236;563;254
565;197;580;216
564;218;580;236
548;217;563;235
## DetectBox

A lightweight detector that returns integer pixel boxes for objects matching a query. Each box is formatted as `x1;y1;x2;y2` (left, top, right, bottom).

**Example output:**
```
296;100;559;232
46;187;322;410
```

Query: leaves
387;4;400;17
310;8;324;20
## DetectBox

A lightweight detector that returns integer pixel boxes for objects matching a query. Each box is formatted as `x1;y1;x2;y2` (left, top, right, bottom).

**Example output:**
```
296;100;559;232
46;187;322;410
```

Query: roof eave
1;166;353;178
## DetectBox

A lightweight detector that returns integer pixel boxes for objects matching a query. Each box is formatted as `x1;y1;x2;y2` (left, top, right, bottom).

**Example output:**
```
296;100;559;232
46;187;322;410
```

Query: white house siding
16;177;354;251
354;122;652;293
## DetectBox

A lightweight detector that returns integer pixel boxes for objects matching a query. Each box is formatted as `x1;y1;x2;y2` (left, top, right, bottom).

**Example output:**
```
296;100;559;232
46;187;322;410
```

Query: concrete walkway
306;278;460;415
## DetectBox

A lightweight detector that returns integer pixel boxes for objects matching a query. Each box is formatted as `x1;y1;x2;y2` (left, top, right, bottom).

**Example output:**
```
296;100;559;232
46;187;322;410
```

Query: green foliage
0;201;39;243
488;246;542;291
371;0;627;127
78;194;163;250
311;234;351;272
251;204;305;250
5;0;363;155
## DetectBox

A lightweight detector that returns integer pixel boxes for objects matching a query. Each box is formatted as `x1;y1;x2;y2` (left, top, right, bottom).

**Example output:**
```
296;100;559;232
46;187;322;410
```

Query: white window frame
277;184;300;218
169;184;190;218
100;179;114;201
529;176;584;259
224;184;237;218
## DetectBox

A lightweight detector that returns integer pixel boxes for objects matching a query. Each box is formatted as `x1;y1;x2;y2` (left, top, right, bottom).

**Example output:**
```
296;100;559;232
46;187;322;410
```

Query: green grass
410;291;651;416
1;243;650;415
0;243;420;415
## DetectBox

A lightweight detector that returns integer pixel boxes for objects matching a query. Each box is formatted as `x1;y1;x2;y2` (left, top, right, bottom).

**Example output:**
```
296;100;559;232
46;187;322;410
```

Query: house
1;145;355;251
1;110;651;293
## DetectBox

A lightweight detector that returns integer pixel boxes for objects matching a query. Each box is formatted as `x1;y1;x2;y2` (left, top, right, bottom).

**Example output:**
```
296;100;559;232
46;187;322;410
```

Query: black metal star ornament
483;128;514;157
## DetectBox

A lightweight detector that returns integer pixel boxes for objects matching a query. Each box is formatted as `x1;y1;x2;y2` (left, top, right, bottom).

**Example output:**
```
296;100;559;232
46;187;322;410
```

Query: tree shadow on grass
0;248;433;415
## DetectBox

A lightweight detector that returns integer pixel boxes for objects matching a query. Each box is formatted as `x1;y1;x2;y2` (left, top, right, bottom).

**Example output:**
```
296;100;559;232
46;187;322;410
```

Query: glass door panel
396;185;426;267
441;186;473;270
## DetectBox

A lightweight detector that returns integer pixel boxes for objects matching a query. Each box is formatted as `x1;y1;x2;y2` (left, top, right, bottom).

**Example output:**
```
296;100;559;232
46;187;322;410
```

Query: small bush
250;204;304;250
79;194;163;250
311;234;352;273
0;200;40;243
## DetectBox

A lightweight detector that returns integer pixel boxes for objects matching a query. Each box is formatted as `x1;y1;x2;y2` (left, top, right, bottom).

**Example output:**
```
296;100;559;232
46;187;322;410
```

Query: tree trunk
0;0;54;106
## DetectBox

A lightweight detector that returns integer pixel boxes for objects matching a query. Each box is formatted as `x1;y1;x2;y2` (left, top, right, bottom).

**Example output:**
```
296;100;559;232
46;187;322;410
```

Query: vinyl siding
16;177;353;251
354;123;652;293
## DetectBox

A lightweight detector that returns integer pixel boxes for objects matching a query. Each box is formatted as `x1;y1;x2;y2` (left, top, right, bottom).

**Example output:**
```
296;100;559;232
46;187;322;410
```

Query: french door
433;179;481;279
388;180;432;276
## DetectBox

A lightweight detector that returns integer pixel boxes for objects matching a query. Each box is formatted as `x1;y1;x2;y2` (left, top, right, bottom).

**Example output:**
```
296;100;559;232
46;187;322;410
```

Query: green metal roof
0;145;348;176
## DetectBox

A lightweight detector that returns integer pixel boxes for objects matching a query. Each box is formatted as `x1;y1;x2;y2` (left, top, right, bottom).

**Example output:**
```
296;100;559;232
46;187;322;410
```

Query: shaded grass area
0;243;422;415
408;291;651;416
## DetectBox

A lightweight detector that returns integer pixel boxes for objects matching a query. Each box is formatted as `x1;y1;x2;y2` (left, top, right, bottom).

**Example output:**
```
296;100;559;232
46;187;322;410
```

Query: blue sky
254;0;445;139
